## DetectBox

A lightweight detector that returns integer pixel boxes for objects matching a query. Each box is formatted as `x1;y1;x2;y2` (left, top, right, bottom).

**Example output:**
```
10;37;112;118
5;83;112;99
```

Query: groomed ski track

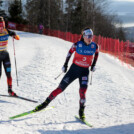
0;31;134;134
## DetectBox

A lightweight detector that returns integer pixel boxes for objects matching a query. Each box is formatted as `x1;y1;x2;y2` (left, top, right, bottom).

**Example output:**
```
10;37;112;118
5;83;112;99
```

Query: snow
0;31;134;134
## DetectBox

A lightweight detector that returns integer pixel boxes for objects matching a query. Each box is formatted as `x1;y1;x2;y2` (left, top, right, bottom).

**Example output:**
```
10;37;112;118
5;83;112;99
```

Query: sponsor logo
67;53;71;57
71;44;76;51
78;49;83;53
84;50;94;54
79;44;82;47
63;77;69;83
5;62;10;65
6;67;11;72
80;99;86;104
91;44;94;48
82;81;88;85
82;77;88;80
75;60;89;67
0;36;8;41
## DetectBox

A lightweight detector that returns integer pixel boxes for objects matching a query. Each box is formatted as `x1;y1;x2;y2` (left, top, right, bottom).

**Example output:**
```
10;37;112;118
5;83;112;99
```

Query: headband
0;21;5;28
83;29;93;36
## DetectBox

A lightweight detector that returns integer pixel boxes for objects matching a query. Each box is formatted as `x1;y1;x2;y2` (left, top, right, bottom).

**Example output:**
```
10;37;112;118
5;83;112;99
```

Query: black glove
62;64;68;73
91;65;96;72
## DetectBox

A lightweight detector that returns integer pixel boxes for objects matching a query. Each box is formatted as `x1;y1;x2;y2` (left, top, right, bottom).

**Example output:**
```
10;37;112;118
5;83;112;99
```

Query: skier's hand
62;64;68;73
90;66;96;72
14;35;20;40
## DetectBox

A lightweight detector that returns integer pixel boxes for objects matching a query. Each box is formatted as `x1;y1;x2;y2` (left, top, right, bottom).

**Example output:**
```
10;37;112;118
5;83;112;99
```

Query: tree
25;0;126;41
26;0;63;30
116;27;126;41
0;0;7;19
8;0;25;23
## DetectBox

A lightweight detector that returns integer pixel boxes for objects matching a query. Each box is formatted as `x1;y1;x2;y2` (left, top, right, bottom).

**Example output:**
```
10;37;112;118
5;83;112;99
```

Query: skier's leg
79;87;87;120
47;68;78;101
78;70;89;120
34;64;78;112
3;51;16;96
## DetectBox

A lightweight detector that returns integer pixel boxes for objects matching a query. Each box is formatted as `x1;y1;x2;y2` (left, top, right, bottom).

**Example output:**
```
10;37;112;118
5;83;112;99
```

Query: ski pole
54;72;63;80
90;71;93;85
13;38;19;86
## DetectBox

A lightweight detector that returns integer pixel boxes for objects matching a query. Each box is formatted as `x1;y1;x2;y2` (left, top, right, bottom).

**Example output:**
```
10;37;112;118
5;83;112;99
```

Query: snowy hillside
0;31;134;134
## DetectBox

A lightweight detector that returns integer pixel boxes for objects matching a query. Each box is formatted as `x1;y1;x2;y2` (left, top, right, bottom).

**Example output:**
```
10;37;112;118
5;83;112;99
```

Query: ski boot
8;89;17;96
34;98;50;112
79;105;85;121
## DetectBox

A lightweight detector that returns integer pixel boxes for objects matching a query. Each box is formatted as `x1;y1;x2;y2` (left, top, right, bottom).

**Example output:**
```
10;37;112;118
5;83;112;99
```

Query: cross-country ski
9;106;54;120
0;94;38;103
75;115;93;127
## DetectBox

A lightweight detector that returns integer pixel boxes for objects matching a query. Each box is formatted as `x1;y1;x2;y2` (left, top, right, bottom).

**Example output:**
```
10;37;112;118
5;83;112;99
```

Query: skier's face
83;29;93;45
83;35;93;45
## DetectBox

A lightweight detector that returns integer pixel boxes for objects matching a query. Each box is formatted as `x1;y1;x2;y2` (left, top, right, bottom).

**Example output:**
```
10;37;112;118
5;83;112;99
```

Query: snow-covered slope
0;31;134;134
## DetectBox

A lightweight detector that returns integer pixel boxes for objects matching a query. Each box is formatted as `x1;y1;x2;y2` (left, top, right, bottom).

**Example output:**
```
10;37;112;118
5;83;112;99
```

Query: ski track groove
0;33;134;134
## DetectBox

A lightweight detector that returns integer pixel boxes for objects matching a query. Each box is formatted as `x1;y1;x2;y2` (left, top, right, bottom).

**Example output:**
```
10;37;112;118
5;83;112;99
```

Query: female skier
34;27;99;120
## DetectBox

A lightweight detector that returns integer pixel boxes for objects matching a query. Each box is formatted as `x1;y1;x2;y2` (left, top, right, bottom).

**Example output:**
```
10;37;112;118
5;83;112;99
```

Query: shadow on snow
38;123;134;134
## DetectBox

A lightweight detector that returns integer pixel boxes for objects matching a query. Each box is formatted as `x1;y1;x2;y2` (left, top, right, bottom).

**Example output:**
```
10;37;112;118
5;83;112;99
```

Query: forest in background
0;0;127;41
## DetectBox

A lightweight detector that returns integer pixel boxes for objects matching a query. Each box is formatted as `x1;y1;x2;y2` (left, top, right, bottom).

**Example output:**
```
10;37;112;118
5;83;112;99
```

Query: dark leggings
0;51;12;87
48;64;89;106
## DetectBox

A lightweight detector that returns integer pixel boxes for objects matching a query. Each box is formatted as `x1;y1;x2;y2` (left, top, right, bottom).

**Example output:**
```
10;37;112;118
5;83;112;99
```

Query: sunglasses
84;35;93;39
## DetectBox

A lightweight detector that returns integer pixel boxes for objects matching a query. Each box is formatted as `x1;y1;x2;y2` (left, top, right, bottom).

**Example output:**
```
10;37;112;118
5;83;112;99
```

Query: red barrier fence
8;22;134;68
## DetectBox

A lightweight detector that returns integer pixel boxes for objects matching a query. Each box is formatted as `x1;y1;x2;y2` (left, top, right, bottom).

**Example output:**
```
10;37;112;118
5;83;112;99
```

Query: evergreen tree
64;0;76;32
8;0;24;23
26;0;63;30
70;0;93;34
25;0;125;41
0;0;7;18
116;27;126;41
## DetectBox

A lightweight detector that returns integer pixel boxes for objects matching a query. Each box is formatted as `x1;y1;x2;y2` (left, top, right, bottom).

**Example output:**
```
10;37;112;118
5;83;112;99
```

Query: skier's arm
64;43;76;65
7;29;20;40
62;43;76;72
91;44;99;71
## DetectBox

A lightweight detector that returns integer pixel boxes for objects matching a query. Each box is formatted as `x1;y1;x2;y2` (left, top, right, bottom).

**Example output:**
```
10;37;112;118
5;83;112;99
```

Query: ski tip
9;106;55;120
9;117;15;120
75;115;93;127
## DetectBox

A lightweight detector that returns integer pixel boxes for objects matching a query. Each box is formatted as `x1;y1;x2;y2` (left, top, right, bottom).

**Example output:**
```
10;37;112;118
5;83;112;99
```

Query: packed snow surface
0;31;134;134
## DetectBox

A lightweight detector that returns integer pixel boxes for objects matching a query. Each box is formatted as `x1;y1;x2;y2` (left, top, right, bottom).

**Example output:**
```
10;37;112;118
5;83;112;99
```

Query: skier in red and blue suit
34;27;99;120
